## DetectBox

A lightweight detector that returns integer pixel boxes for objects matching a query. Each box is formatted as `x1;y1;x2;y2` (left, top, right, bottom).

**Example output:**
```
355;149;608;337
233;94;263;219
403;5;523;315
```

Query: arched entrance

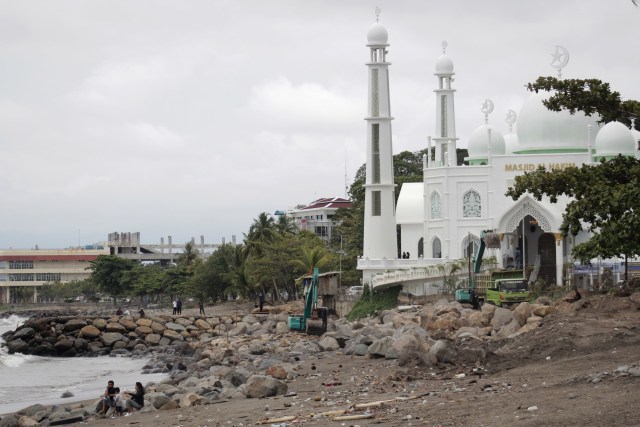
500;199;560;285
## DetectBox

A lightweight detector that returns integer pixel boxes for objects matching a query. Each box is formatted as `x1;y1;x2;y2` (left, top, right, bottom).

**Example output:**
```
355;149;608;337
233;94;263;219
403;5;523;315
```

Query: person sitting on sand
125;382;145;414
100;380;117;415
114;387;124;416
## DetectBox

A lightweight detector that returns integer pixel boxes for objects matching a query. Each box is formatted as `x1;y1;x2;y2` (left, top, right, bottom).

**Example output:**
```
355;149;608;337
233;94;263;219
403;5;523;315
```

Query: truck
476;270;531;307
288;267;328;335
455;230;531;308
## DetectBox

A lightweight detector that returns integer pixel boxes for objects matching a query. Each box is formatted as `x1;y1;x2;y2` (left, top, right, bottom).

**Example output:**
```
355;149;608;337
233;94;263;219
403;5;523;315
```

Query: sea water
0;315;168;415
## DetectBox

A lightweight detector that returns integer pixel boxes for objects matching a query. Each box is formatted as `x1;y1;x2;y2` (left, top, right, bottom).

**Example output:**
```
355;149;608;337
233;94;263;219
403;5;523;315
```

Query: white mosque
357;19;640;290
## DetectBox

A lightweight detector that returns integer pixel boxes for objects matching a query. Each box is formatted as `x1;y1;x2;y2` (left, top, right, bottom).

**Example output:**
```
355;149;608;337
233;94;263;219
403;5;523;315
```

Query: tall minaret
362;11;398;261
433;41;458;167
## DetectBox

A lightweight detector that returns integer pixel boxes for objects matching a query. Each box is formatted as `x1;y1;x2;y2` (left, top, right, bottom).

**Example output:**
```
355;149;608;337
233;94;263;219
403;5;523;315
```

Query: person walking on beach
125;381;145;414
172;299;177;315
199;301;205;316
176;298;182;315
258;292;265;312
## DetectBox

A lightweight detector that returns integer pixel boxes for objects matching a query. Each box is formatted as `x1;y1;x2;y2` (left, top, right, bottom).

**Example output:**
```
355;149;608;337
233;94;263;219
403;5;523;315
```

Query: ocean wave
0;351;39;368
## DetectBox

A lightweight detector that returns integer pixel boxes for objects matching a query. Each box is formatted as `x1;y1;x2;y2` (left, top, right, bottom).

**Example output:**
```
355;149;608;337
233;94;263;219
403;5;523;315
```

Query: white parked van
346;286;363;296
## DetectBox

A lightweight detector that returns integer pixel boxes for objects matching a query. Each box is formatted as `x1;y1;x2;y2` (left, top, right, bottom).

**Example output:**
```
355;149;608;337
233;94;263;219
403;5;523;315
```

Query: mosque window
372;69;379;117
418;238;424;257
372;191;381;216
372;124;380;183
430;191;442;219
441;96;447;138
463;190;482;218
432;238;441;258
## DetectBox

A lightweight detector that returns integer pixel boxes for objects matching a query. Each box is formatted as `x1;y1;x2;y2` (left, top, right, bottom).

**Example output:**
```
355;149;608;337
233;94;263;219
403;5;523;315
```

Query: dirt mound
488;294;640;371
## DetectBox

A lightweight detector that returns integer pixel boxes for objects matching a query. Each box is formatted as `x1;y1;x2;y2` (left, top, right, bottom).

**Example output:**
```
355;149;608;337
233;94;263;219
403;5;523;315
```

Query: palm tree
177;240;200;272
275;214;298;235
292;245;329;274
244;212;277;257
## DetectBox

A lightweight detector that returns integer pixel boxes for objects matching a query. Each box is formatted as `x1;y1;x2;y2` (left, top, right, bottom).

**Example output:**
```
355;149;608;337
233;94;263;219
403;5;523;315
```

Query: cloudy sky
0;1;638;249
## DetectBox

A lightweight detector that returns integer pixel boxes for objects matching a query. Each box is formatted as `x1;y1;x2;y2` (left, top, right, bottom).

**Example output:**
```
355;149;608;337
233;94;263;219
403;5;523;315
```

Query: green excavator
455;230;501;309
288;267;328;335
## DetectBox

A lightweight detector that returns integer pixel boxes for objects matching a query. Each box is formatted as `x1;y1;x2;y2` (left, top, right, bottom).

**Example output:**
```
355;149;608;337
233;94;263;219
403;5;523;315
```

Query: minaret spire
362;17;398;266
433;41;458;167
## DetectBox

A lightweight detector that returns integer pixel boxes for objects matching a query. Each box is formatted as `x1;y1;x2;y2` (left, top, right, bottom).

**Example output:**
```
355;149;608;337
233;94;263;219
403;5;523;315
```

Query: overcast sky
0;1;638;249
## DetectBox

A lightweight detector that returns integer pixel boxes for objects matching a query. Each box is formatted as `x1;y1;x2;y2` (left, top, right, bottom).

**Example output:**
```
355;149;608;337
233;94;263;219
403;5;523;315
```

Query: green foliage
88;255;137;301
346;285;401;321
506;156;640;262
526;77;640;132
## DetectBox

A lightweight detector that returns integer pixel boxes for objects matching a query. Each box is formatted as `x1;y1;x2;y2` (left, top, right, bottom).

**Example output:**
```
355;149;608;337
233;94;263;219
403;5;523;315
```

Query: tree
506;155;640;277
88;255;137;303
177;240;201;273
244;212;277;257
275;214;298;235
526;77;640;130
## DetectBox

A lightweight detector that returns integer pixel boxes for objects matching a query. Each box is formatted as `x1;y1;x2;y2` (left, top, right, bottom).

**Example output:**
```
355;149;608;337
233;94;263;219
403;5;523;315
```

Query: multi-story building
284;197;351;246
0;232;223;304
0;246;110;304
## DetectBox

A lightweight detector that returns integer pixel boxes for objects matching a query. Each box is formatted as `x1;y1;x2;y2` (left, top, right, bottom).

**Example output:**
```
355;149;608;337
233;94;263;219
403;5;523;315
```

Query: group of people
401;251;411;259
172;298;182;315
100;380;145;417
114;307;145;317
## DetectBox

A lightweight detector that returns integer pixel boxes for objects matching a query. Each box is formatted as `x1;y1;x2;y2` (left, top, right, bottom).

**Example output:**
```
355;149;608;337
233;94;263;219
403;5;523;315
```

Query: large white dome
467;124;506;159
367;23;389;46
435;54;454;75
516;91;600;153
595;121;636;157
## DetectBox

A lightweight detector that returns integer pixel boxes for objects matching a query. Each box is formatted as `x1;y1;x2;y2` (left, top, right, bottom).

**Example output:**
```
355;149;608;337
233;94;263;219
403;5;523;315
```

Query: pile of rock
0;299;558;426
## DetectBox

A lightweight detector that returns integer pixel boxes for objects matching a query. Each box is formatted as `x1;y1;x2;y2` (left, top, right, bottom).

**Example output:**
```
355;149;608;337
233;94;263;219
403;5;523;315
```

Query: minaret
433;41;458;167
362;13;397;261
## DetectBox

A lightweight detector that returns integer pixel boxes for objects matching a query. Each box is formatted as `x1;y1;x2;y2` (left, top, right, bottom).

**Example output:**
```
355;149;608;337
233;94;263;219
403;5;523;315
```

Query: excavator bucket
483;232;501;249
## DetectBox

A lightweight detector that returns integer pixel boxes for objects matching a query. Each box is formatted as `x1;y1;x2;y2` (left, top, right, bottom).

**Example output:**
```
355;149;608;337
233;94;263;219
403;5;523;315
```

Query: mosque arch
462;189;482;218
500;197;555;233
430;191;442;219
432;236;442;258
418;237;424;257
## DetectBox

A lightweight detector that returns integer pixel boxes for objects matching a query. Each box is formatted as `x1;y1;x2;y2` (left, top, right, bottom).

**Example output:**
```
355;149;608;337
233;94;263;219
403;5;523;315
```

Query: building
0;232;224;303
284;197;351;246
357;20;640;289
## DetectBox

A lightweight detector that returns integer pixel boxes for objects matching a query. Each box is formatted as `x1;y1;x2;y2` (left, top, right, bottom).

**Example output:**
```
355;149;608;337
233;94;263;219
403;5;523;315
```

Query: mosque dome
367;23;389;46
504;132;519;155
467;124;506;160
515;91;600;154
594;121;636;158
435;54;454;75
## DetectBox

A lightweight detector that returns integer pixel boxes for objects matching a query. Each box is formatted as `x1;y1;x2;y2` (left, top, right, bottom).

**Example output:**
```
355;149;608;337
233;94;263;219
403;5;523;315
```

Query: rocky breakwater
2;314;203;357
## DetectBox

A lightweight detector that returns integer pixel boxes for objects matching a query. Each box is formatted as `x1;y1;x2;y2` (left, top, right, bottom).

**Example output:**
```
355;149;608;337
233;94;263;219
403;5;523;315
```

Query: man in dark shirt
101;380;117;415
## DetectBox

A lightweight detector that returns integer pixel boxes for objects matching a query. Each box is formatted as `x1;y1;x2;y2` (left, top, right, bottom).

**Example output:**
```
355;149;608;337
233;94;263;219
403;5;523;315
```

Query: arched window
463;190;481;218
432;237;441;258
418;238;424;257
430;191;442;219
462;234;480;259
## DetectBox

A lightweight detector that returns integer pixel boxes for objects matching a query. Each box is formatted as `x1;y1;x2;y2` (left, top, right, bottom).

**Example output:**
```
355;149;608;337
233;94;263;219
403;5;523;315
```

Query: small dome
435;54;454;74
594;121;636;157
367;23;389;46
504;132;519;155
516;91;600;153
468;124;506;158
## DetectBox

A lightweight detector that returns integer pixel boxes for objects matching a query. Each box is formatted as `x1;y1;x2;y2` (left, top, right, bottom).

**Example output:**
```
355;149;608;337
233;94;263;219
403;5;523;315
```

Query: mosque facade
358;20;640;289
